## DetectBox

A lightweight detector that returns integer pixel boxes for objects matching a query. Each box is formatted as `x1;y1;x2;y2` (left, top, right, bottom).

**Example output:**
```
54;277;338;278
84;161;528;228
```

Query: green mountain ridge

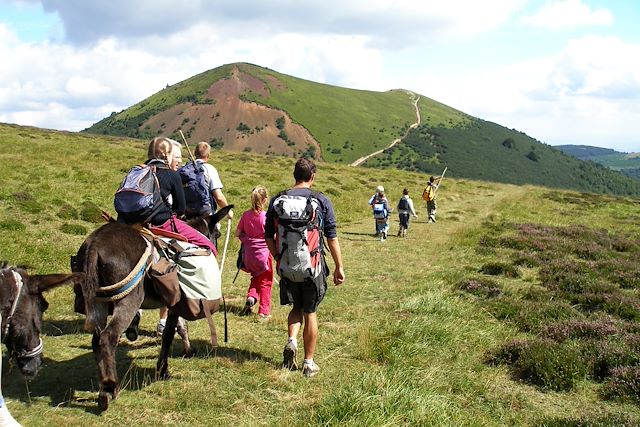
556;144;640;180
84;62;640;197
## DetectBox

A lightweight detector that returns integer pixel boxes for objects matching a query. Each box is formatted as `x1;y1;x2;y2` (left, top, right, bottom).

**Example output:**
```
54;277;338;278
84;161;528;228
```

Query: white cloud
411;35;640;150
524;0;613;30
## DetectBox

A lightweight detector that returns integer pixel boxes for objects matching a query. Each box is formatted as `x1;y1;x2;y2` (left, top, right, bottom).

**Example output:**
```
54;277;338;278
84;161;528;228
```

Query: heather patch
479;262;519;277
539;413;639;427
511;339;591;391
602;367;640;403
540;320;620;342
472;221;640;399
456;277;502;298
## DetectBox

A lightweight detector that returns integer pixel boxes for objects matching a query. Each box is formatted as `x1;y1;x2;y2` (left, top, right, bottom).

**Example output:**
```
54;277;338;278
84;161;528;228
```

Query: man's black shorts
280;275;327;313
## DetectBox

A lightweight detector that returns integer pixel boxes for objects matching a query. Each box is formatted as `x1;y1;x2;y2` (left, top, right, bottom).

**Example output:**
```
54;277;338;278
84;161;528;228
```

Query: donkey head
0;263;81;377
187;204;234;248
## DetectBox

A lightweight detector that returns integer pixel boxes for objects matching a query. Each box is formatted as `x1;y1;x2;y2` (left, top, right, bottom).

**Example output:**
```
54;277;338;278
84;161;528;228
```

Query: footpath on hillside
350;91;421;167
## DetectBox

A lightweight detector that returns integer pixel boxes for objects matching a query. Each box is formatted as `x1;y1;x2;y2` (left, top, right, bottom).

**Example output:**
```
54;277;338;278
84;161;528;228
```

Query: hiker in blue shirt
368;186;392;241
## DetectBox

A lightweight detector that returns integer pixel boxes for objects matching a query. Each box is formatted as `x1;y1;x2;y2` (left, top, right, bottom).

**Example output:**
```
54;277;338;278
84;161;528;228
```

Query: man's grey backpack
273;191;327;283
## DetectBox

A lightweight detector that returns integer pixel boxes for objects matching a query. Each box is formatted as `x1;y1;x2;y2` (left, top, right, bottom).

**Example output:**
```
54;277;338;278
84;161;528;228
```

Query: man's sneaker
302;361;320;378
156;320;166;337
282;341;298;370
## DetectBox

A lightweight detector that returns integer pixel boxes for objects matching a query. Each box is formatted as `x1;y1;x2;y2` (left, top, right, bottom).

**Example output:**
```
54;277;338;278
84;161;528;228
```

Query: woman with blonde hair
140;137;217;254
235;185;273;319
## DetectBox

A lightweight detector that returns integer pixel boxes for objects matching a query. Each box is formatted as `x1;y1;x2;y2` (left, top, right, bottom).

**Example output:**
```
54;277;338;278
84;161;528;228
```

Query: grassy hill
83;62;640;197
365;118;640;196
557;144;640;180
2;123;640;426
84;62;421;164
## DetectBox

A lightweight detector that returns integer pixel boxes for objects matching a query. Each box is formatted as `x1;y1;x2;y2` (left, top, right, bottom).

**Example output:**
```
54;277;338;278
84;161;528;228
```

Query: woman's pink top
236;209;271;276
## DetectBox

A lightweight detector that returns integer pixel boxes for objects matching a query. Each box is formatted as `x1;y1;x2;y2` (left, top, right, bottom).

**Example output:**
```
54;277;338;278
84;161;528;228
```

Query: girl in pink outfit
235;186;273;319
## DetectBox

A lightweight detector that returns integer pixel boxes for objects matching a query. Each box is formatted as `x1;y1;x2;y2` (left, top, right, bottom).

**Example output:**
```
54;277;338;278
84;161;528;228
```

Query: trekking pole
219;217;232;344
178;130;196;164
434;166;447;194
220;217;232;276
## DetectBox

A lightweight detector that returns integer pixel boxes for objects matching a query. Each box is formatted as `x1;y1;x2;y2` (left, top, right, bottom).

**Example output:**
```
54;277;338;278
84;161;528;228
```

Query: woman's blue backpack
114;164;164;224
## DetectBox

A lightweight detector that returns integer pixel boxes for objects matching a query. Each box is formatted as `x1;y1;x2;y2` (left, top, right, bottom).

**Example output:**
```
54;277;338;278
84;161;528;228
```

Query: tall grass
1;123;639;426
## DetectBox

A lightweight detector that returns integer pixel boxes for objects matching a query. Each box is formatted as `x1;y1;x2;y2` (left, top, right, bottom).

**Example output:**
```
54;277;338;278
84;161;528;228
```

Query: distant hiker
397;188;418;237
422;175;441;223
368;185;392;241
236;185;273;320
265;158;345;377
180;141;233;220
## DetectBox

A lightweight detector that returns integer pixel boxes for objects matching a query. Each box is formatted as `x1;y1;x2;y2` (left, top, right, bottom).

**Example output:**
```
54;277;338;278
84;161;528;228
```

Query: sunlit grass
1;123;639;426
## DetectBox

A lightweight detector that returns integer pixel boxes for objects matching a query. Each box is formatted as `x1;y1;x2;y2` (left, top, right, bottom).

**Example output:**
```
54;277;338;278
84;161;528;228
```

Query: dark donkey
72;207;231;411
0;262;81;377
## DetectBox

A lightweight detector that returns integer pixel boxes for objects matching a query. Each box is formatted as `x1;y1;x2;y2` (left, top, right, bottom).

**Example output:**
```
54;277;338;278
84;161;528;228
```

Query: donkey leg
156;313;179;380
90;303;115;411
97;300;141;409
176;317;195;358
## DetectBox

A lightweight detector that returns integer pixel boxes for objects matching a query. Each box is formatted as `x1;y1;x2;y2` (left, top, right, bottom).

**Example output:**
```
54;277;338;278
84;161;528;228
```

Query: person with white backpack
368;185;392;241
265;158;345;378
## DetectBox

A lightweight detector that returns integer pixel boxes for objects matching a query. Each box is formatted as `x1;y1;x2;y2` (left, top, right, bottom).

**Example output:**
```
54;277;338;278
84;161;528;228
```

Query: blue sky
0;0;639;152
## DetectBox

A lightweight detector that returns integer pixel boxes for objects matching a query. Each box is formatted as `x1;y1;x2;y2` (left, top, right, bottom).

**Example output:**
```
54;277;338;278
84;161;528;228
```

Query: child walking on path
368;185;392;241
235;186;274;319
397;188;418;237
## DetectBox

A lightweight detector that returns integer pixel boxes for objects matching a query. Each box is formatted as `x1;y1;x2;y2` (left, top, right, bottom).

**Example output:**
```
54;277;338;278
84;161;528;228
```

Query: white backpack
273;192;325;283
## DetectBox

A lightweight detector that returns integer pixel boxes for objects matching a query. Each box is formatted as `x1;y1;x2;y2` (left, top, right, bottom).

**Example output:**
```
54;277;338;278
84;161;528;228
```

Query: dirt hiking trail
350;91;421;167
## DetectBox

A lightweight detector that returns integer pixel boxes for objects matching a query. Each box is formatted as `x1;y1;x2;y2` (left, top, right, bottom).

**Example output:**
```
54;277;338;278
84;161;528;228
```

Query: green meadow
1;123;640;426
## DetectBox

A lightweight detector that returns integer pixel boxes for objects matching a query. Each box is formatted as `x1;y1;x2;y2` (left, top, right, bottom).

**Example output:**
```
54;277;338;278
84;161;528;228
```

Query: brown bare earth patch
143;65;321;159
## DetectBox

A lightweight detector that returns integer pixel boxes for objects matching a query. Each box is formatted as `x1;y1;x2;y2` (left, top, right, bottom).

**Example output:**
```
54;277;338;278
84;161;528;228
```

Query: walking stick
434;166;447;195
178;130;196;164
219;217;232;343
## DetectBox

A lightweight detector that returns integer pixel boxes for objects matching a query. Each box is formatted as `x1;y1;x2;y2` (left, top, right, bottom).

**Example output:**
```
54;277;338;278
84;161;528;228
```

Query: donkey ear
29;272;83;293
211;204;234;227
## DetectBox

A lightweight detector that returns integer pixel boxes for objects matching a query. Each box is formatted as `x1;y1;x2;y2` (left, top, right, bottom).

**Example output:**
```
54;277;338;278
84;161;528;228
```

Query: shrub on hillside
512;339;591;391
0;219;26;231
540;320;619;342
485;338;529;366
13;191;42;214
58;203;78;220
512;252;541;267
61;223;88;235
602;366;640;403
567;292;640;321
539;413;639;427
526;151;540;162
79;201;104;223
479;262;519;277
456;277;502;298
487;298;583;333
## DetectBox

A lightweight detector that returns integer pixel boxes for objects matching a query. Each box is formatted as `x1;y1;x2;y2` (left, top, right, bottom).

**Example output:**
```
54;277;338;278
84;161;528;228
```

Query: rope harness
95;238;154;302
